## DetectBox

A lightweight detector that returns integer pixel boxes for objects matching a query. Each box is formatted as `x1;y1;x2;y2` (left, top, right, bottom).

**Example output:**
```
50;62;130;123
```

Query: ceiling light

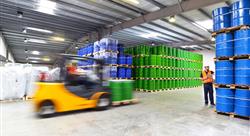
169;16;176;23
22;29;27;33
211;37;215;41
17;11;23;18
26;27;53;34
191;22;209;32
52;37;65;42
31;51;40;55
28;39;47;44
140;32;161;39
195;20;213;30
123;0;139;5
43;58;50;61
24;38;28;43
38;0;56;15
25;49;28;53
30;60;38;63
75;46;79;49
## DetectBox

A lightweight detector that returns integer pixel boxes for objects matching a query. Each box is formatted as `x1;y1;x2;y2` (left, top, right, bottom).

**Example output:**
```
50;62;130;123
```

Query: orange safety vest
202;70;213;83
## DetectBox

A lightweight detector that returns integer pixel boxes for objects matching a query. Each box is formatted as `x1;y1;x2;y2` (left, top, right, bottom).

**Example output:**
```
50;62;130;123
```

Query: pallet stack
213;0;250;118
77;38;135;105
124;45;203;92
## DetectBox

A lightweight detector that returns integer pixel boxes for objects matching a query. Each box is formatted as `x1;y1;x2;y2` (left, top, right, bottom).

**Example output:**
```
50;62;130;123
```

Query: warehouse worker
201;66;215;106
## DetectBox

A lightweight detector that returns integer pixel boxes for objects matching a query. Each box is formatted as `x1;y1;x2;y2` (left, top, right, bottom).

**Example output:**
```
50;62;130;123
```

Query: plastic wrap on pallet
99;38;118;51
110;66;117;78
118;44;124;55
94;41;100;53
0;64;26;100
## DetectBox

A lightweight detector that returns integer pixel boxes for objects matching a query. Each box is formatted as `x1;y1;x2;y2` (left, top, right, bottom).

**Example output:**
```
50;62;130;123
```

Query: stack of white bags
0;63;40;100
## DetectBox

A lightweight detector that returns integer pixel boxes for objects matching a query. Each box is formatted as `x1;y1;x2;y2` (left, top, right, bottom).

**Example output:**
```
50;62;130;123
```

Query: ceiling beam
144;0;215;34
170;40;214;47
106;0;225;34
102;0;202;41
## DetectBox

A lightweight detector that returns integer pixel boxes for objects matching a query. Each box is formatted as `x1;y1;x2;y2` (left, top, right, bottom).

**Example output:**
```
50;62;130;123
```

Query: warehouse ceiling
0;0;233;64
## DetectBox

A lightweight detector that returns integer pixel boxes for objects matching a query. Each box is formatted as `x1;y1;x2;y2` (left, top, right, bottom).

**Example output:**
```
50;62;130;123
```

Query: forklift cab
58;54;108;98
33;54;111;118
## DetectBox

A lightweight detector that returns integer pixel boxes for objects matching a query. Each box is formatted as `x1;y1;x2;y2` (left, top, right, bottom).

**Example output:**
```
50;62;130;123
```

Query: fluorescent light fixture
195;20;213;30
17;11;23;18
140;32;161;39
28;39;47;44
30;60;38;63
22;29;27;33
169;16;176;23
31;51;40;55
26;27;53;34
191;22;209;32
43;58;50;61
38;0;56;15
52;37;65;42
123;0;139;5
24;38;28;43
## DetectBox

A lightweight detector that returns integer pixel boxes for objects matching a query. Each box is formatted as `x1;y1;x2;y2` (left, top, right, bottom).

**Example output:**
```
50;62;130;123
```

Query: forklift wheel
38;100;55;118
96;94;111;110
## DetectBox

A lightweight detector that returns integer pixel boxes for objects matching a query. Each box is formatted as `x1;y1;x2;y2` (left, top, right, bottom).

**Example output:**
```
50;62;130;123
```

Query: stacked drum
212;0;250;117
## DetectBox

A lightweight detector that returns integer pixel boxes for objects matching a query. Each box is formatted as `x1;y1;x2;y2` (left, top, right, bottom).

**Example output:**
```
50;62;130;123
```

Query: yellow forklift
33;54;111;117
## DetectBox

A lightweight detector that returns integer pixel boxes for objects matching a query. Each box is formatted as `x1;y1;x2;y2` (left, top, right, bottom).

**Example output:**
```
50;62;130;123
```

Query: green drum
149;80;155;90
144;68;149;78
122;80;134;100
149;55;157;66
109;80;123;101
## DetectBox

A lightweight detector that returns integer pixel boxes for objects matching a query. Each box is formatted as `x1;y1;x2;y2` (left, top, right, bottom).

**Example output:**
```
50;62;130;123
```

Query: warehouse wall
0;34;14;62
194;50;215;72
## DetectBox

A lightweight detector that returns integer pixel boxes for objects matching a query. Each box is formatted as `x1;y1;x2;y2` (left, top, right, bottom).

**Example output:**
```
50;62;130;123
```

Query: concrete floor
1;87;250;136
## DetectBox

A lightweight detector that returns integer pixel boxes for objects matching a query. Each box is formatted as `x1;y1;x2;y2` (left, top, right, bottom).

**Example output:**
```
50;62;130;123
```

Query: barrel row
215;57;250;86
132;55;203;63
215;30;250;58
212;0;250;32
135;79;201;91
133;68;201;79
216;88;250;117
132;66;201;71
125;45;203;62
133;56;202;69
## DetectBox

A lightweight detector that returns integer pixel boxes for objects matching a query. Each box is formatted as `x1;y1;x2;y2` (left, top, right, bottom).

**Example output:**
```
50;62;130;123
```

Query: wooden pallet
212;25;250;37
232;85;250;90
215;111;250;120
0;97;32;103
213;57;234;61
112;98;138;106
214;84;232;88
233;55;250;60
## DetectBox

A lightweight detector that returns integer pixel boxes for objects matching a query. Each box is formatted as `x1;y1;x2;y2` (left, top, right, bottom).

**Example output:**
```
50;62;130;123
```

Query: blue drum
235;59;250;85
118;55;126;65
216;96;235;112
216;88;235;97
234;89;250;116
231;0;250;26
212;7;231;31
216;33;234;57
215;60;234;84
234;29;250;56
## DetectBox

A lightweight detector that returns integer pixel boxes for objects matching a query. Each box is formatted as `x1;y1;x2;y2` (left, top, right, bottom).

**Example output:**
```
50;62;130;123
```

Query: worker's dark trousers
203;83;214;105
